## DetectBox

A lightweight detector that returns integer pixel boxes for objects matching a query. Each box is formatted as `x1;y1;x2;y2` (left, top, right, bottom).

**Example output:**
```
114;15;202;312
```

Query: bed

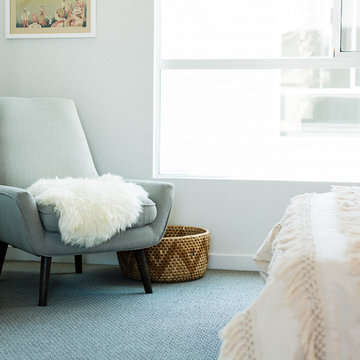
219;186;360;360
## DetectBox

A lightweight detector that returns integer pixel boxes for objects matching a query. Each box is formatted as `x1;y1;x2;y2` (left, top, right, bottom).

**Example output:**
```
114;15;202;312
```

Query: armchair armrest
127;180;174;243
0;185;45;255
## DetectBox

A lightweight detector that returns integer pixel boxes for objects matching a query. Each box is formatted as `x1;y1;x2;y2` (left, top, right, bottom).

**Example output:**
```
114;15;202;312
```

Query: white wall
0;1;340;270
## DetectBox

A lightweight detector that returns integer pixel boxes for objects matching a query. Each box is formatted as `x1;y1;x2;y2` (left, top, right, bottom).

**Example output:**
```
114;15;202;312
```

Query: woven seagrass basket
118;225;210;283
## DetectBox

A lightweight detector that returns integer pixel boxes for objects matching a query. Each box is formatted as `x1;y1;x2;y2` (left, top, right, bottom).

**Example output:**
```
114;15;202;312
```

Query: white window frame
153;0;360;179
333;0;360;57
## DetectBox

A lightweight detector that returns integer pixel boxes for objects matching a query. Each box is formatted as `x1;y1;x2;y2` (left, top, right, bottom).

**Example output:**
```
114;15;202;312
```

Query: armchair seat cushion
38;198;157;233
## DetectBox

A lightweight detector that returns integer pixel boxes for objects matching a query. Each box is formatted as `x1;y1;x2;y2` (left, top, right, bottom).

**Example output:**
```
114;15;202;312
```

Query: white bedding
219;191;360;360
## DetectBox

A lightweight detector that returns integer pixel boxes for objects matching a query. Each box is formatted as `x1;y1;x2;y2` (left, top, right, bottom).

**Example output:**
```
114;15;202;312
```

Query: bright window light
154;0;360;182
160;0;332;59
341;0;360;51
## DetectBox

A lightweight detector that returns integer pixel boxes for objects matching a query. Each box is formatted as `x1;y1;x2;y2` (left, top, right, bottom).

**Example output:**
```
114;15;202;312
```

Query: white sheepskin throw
27;174;148;248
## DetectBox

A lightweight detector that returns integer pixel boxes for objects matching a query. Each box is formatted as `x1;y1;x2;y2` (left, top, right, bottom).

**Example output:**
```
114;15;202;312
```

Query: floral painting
7;0;96;38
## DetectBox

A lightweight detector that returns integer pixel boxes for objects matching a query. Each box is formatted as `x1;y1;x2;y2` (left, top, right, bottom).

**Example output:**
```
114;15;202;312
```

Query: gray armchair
0;97;174;306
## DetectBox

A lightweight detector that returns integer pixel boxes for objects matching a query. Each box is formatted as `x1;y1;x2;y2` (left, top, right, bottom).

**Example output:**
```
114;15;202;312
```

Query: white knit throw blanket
27;174;148;248
220;187;360;360
333;185;360;275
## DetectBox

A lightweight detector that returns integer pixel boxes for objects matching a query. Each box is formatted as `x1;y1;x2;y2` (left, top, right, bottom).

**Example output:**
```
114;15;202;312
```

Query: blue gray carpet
0;261;263;360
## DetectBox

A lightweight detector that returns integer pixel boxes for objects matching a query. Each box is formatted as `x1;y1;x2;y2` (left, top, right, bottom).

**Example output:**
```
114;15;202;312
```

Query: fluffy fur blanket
27;174;148;248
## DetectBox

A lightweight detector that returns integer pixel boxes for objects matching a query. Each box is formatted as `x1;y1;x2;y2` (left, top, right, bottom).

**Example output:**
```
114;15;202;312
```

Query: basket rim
163;225;210;240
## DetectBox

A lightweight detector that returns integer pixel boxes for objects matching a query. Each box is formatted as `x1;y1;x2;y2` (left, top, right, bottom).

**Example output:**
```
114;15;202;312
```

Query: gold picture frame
6;0;96;38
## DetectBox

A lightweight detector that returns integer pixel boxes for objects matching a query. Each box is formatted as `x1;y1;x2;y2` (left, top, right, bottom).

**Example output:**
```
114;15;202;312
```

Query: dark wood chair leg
134;249;153;294
39;256;52;306
74;255;82;274
0;241;8;276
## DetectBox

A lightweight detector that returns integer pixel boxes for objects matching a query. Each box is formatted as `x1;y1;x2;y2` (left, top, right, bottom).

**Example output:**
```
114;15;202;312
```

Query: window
154;0;360;182
341;0;360;52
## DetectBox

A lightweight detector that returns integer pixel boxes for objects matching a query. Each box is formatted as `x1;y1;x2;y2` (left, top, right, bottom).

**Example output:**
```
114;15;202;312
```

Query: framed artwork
5;0;96;38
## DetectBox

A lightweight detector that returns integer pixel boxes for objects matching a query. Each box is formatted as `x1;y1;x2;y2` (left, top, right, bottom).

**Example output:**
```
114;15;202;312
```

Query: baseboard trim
5;247;119;266
208;253;257;271
6;247;257;271
6;247;72;263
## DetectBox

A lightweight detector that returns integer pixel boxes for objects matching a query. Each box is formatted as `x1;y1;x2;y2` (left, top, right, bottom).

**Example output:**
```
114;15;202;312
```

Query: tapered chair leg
134;249;153;294
39;256;52;306
0;241;8;276
74;255;82;274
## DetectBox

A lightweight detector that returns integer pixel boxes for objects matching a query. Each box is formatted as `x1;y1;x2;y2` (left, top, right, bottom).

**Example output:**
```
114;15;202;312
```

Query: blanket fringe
220;193;328;360
219;312;256;360
333;186;360;274
270;193;327;360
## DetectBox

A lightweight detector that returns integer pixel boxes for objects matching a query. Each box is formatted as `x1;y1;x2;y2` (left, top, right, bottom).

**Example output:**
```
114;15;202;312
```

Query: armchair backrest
0;97;98;189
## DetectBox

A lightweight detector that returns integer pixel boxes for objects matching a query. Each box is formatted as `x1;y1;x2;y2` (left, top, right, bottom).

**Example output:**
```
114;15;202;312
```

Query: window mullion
161;57;360;70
